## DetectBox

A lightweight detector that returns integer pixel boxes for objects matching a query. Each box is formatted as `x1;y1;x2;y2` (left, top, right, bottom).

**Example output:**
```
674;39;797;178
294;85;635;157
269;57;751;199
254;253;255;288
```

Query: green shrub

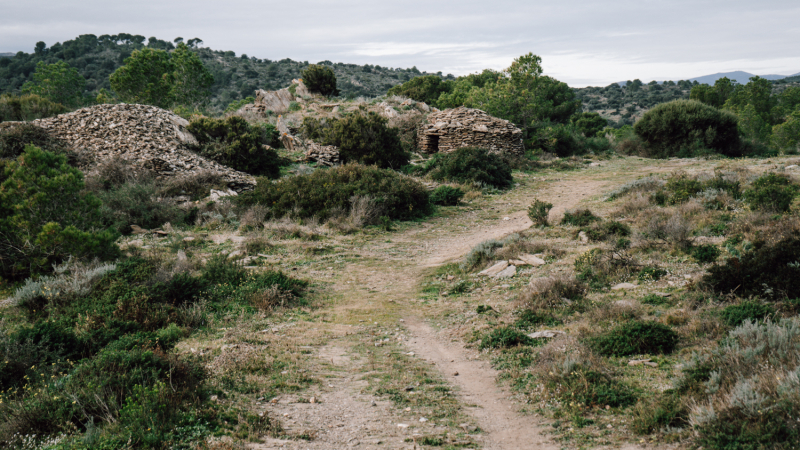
96;180;189;234
631;392;687;434
386;75;453;106
0;146;119;280
0;123;72;161
430;185;464;206
589;321;679;356
300;64;339;97
419;146;513;189
691;244;721;263
479;327;535;349
561;208;600;226
460;239;504;270
527;199;553;226
743;172;798;212
582;220;631;241
720;301;776;327
301;112;408;169
514;310;561;330
187;116;281;177
0;93;67;122
571;112;608;137
547;368;637;408
637;266;667;281
633;100;741;157
641;294;671;306
239;163;430;222
703;235;800;299
526;121;584;157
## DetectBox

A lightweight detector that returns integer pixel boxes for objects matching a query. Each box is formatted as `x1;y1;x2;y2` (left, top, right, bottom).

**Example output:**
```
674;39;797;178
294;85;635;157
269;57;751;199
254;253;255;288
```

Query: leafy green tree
387;75;452;105
571;112;608;137
187;116;281;177
109;48;174;108
21;61;86;108
772;109;800;150
301;64;340;97
724;76;777;124
171;43;214;107
690;77;735;108
0;146;118;280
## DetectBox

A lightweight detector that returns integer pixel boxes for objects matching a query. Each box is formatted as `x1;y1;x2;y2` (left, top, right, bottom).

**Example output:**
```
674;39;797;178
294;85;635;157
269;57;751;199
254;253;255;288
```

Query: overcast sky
2;0;798;87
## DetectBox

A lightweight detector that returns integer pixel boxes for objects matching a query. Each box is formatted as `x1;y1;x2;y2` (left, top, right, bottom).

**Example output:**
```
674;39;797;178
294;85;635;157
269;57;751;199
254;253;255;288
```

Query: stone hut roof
417;106;523;155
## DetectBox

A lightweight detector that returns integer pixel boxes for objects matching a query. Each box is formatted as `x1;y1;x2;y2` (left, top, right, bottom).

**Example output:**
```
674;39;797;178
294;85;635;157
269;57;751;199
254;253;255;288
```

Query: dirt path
404;317;559;450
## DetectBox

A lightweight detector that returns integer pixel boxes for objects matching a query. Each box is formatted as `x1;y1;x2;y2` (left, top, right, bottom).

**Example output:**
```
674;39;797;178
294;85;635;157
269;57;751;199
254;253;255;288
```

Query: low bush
633;99;741;157
720;301;776;327
0;123;72;161
238;163;431;222
301;112;408;169
742;172;798;213
561;208;600;226
301;64;339;97
0;93;66;122
691;243;721;263
514;309;561;330
526;121;585;157
631;392;688;434
479;327;535;349
527;199;553;226
430;185;464;206
460;239;504;271
581;220;631;242
419;146;513;189
703;235;800;298
637;266;667;281
187;116;281;177
588;321;679;356
0;146;119;280
551;368;637;408
95;179;189;234
641;294;671;306
518;274;586;312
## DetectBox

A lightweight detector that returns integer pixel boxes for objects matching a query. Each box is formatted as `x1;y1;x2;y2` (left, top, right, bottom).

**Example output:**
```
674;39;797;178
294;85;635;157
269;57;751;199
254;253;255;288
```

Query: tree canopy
21;61;86;107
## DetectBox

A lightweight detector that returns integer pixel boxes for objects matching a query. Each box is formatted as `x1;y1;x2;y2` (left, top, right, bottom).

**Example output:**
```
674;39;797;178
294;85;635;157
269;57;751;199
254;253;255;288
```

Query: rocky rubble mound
32;104;255;191
418;106;524;155
304;142;340;166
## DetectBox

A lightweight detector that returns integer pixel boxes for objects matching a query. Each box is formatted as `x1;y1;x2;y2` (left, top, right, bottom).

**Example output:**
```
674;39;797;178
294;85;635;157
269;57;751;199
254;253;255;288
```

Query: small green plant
631;393;687;434
460;239;504;271
527;199;553;226
638;266;667;281
430;185;464;206
514;310;561;329
691;244;721;263
561;208;600;226
720;301;775;327
300;64;339;97
479;327;535;349
582;220;631;241
589;321;679;356
476;305;495;314
743;172;798;213
641;294;671;306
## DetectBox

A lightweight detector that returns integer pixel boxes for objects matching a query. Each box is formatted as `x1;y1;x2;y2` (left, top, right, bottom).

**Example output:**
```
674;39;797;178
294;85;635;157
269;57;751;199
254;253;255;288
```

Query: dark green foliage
0;146;119;280
430;185;464;206
302;112;408;169
589;321;679;356
188;116;281;177
743;172;798;212
582;220;631;241
691;244;721;263
386;75;453;106
526;121;584;157
0;123;71;161
301;64;339;97
0;94;66;122
574;82;691;128
720;301;775;327
527;199;553;226
95;180;188;234
476;305;495;314
641;294;671;306
238;163;431;221
654;172;741;205
637;266;667;281
703;235;800;298
561;208;600;226
514;310;561;330
631;392;687;434
633;100;741;157
421;147;513;189
695;408;800;450
479;327;535;349
570;112;608;137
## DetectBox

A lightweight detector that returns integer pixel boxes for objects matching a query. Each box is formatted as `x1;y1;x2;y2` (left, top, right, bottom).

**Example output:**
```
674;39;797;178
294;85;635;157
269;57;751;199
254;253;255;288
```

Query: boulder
494;265;517;279
479;261;509;276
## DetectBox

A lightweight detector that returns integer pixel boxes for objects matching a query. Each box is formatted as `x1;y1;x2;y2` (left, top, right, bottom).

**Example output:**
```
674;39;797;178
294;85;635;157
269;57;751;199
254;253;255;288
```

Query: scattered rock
453;371;459;376
518;254;547;266
579;231;589;243
494;265;517;279
611;282;638;290
528;330;567;339
130;225;148;235
397;423;409;429
629;359;659;367
479;261;509;276
786;165;798;170
304;141;340;166
183;236;195;242
309;396;317;404
209;188;238;201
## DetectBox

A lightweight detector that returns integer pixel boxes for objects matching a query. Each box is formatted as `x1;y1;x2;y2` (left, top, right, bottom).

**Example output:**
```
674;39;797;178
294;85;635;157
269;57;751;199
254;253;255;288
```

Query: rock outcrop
304;142;340;166
417;106;524;155
250;79;311;115
32;103;255;191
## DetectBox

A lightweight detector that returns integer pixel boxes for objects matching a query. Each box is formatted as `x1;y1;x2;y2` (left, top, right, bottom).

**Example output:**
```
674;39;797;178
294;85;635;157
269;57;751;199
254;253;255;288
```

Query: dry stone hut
417;106;524;155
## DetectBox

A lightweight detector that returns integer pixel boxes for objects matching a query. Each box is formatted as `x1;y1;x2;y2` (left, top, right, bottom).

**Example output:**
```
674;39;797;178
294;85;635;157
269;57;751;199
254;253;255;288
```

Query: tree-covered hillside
0;34;445;113
573;80;692;126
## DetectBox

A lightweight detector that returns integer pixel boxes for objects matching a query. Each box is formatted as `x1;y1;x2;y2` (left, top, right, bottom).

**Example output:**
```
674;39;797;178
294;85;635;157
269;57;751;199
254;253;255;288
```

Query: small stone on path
611;282;638;290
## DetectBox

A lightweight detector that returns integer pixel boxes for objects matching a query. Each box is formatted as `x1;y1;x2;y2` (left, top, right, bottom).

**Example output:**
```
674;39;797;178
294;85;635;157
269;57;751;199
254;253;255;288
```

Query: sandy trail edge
404;317;560;450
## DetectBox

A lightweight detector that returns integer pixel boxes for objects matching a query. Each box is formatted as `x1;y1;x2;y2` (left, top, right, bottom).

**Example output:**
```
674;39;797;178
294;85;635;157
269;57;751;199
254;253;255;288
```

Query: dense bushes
0;146;119;280
417;146;513;189
703;235;800;298
239;163;431;221
0;123;72;161
430;185;464;206
588;321;679;356
301;112;409;169
187;116;281;177
386;75;453;106
0;93;67;122
742;172;798;212
633;100;741;157
300;64;339;97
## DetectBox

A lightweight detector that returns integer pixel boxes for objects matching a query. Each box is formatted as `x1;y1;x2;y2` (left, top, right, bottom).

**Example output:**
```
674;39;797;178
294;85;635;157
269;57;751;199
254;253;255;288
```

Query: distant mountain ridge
0;53;14;58
688;71;797;85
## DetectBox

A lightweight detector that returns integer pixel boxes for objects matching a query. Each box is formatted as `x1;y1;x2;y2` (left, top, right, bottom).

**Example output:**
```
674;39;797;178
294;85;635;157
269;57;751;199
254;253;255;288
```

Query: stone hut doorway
428;134;439;153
